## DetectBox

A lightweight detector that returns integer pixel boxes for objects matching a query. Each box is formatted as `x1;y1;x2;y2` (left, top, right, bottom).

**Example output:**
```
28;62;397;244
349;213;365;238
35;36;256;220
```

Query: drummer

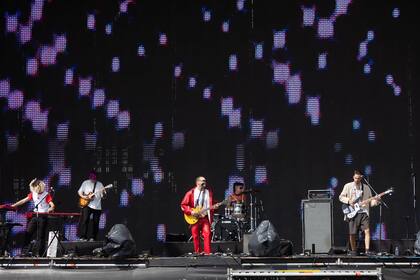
229;182;246;205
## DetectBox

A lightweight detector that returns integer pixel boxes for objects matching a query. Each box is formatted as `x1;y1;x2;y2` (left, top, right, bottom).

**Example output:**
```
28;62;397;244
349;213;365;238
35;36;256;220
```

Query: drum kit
211;189;263;242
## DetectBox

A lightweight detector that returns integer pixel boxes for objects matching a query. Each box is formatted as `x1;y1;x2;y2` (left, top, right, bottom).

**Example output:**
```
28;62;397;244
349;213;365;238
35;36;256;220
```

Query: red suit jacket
181;187;215;224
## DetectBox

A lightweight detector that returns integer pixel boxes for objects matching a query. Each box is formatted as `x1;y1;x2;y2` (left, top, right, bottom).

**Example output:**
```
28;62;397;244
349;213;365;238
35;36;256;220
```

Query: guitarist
339;170;380;256
77;171;105;241
181;176;220;255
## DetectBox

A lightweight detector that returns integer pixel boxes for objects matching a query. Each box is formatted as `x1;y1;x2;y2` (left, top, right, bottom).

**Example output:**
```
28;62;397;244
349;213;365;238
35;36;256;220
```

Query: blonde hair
30;179;46;193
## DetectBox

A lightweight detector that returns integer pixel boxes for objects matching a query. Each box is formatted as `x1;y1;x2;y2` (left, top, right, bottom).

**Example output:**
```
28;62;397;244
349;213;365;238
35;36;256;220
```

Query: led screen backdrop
0;0;418;255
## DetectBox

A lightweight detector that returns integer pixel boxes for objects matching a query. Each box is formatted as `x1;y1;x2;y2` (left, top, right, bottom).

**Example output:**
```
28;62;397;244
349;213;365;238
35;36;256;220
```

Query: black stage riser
57;241;104;257
163;241;241;257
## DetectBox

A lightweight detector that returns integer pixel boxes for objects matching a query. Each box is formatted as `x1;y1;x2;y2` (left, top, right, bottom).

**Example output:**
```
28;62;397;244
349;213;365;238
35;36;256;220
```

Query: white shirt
29;191;51;213
193;187;210;222
78;180;105;210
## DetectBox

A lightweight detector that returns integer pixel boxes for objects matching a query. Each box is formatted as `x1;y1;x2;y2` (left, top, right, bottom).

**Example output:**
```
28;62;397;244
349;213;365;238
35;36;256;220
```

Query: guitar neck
359;191;387;204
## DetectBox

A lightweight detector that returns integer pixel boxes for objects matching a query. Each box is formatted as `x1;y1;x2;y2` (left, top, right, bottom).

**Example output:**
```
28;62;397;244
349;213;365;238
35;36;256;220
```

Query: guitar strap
92;181;97;194
195;189;203;207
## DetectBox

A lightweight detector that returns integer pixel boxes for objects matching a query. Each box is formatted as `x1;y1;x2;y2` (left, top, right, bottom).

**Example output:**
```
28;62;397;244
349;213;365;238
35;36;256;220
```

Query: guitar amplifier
307;189;332;199
301;199;333;254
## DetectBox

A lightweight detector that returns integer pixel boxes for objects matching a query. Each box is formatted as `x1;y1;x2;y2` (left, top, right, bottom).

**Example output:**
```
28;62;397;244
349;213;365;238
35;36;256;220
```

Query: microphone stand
362;177;389;255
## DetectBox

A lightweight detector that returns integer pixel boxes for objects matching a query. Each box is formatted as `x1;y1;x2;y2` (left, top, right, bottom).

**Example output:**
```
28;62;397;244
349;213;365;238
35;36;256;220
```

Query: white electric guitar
342;187;394;219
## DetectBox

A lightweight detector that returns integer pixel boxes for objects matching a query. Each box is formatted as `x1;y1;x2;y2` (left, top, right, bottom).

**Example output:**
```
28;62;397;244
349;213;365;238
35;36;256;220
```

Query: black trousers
79;207;101;240
24;216;48;255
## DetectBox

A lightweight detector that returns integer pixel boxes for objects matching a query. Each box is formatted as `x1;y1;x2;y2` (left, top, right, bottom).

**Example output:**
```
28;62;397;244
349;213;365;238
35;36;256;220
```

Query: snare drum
232;202;246;220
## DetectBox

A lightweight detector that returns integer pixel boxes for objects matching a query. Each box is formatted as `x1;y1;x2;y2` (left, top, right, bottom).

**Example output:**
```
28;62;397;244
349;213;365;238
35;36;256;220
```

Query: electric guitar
79;184;113;208
342;187;394;219
184;198;230;225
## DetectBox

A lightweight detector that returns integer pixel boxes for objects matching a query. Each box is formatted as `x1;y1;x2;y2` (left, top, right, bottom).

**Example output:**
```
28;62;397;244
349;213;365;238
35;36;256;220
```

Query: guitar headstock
385;187;394;194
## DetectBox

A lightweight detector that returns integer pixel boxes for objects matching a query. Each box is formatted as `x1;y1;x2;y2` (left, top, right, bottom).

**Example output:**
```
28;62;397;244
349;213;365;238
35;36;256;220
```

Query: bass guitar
79;184;113;208
342;187;394;219
184;198;230;225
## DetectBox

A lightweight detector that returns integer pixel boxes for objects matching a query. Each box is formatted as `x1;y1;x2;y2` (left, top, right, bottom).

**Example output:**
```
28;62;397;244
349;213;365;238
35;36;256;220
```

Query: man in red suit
181;176;219;254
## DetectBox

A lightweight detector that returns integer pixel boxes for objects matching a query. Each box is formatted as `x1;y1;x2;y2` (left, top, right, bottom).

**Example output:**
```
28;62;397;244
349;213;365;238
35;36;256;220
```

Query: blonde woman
12;178;55;256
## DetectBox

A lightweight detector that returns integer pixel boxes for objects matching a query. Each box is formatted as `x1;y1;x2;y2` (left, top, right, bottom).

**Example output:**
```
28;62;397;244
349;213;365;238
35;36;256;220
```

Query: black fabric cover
93;224;136;258
248;220;293;257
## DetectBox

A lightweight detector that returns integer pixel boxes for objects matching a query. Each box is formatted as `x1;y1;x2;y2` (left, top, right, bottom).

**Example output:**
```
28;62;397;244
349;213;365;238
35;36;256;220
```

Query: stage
1;254;420;279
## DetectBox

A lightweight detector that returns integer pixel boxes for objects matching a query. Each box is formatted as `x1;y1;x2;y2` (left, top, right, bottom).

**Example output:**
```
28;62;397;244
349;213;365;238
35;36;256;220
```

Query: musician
181;176;219;255
339;170;380;255
229;182;246;205
78;171;105;241
11;178;55;256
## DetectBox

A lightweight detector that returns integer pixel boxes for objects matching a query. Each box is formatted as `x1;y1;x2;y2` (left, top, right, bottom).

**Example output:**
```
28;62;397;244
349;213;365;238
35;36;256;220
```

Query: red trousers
191;217;211;254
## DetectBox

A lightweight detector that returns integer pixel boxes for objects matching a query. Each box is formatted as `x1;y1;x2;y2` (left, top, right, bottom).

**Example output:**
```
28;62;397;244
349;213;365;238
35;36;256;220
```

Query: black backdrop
0;0;418;254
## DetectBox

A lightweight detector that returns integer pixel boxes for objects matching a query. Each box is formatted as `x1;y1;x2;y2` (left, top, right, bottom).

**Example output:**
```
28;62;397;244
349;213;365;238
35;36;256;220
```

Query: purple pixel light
222;21;230;33
87;14;95;30
229;54;238;71
154;122;164;138
7;133;18;153
250;119;264;138
112;57;120;72
0;79;10;97
318;53;327;70
107;100;119;118
39;45;57;66
92;89;106;108
236;145;245;171
8;90;24;110
174;64;182;78
273;30;286;49
159;33;168;46
203;86;212;100
266;130;279;149
25;101;41;121
317;18;334;39
19;23;32;44
302;6;315;27
117;111;130;129
78;77;92;97
65;68;74;85
228;108;241;128
26;58;38;76
137;44;145;57
131;178;144;196
306;96;320;125
5;13;19;33
286;74;302;104
273;62;290;84
255;43;263;60
54;34;67;53
32;110;48;133
84;133;97;150
58;168;71;187
172;132;185;150
31;0;44;22
255;166;268;185
221;97;233;117
156;224;166;242
57;122;69;141
120;189;129;207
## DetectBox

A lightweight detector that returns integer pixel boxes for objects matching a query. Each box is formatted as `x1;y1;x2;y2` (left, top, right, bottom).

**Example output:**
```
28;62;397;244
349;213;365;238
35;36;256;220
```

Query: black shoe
365;250;375;256
347;250;357;256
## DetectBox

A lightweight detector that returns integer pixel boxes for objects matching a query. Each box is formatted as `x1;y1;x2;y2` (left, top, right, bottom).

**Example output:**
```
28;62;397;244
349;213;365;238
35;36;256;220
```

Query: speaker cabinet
301;199;333;254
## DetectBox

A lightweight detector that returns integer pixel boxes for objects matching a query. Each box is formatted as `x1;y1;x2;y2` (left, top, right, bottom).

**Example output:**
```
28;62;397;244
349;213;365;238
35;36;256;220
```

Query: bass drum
212;217;241;241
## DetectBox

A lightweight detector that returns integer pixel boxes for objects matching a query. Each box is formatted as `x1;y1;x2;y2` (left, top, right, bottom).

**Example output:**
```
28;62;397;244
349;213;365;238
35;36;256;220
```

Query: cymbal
241;189;261;194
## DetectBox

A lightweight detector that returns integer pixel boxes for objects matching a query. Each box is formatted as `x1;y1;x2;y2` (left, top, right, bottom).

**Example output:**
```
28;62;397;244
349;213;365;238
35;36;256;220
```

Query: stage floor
1;254;420;279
